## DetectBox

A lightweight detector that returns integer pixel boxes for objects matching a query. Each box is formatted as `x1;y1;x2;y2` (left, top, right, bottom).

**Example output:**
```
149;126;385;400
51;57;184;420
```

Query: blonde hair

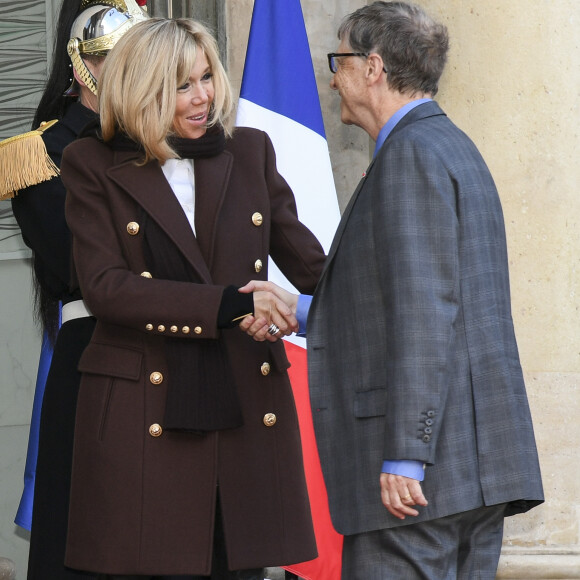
99;18;235;164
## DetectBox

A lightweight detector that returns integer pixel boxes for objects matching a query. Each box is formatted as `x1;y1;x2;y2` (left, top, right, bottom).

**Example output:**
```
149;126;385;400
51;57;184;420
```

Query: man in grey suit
241;2;544;578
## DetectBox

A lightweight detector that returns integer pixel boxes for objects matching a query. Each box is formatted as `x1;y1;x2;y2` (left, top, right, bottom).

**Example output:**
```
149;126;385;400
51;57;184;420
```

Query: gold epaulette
0;119;60;200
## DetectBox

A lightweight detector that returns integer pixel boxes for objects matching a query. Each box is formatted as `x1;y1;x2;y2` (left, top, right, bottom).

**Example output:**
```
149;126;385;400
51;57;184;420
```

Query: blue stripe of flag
239;0;326;139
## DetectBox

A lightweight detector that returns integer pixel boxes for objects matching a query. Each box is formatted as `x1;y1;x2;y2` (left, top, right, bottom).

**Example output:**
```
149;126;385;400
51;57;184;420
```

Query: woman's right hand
238;281;299;342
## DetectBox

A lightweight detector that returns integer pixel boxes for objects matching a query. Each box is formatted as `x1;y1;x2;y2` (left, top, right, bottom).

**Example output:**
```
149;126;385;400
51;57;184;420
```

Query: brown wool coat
61;127;325;576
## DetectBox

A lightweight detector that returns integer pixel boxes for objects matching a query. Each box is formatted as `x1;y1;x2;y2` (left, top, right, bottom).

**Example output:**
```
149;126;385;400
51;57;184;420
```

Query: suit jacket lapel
319;101;447;283
320;162;374;280
107;151;213;284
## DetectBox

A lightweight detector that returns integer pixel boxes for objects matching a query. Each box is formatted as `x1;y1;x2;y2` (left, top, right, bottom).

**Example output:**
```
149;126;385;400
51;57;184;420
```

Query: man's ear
366;53;386;85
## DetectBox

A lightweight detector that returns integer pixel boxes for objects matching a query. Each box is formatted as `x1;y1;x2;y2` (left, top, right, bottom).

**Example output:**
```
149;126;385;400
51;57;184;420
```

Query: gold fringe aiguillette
0;119;60;200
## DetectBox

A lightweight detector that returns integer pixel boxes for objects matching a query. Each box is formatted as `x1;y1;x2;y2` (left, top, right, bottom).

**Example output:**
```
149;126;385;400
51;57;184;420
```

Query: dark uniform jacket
12;101;97;307
61;127;325;575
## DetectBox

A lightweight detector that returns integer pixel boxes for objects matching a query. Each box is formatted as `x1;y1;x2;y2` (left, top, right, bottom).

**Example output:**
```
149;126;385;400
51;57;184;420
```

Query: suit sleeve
373;138;460;465
262;132;326;294
62;140;224;340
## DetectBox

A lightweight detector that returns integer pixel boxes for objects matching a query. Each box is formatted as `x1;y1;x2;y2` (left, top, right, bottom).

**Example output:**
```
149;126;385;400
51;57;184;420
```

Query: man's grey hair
338;1;449;96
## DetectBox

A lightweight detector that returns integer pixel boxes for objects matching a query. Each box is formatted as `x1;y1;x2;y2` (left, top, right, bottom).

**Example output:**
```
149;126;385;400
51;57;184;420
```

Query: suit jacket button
170;325;178;333
260;362;271;376
158;324;166;332
149;372;163;385
424;427;432;435
146;324;154;331
263;413;276;427
427;410;435;417
422;434;431;442
251;212;263;226
182;326;190;334
127;221;140;235
254;259;263;273
149;423;163;437
140;271;152;278
194;326;202;334
425;418;434;426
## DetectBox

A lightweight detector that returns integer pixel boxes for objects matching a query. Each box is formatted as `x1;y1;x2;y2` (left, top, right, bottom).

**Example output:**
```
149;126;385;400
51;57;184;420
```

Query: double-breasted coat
307;101;544;536
61;127;324;575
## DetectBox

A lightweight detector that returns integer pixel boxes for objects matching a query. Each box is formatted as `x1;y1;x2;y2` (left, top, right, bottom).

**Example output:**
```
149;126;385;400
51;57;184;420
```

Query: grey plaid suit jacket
307;101;544;535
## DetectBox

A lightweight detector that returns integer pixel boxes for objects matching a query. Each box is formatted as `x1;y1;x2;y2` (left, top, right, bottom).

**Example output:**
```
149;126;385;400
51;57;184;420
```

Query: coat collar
60;101;99;136
387;99;446;140
320;100;446;280
106;148;233;282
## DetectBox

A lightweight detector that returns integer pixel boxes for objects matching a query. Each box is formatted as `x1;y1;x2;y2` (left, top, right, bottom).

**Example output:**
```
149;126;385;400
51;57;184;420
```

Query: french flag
236;1;342;578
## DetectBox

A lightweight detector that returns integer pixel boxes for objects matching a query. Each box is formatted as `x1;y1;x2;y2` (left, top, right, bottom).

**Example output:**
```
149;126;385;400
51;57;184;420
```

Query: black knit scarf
107;124;226;159
111;126;243;432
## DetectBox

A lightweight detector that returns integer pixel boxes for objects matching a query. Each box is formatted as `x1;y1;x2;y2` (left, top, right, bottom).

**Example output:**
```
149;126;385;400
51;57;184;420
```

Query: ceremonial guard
0;2;148;578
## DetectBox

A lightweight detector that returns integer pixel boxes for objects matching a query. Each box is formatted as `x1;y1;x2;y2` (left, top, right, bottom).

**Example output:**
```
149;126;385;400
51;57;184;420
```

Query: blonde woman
61;18;323;580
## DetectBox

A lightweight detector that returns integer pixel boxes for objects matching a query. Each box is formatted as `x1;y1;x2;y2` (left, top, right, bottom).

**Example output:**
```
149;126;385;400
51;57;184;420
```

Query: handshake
238;280;299;342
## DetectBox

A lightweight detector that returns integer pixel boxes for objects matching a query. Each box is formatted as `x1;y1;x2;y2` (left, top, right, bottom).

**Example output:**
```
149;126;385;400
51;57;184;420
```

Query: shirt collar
373;98;432;158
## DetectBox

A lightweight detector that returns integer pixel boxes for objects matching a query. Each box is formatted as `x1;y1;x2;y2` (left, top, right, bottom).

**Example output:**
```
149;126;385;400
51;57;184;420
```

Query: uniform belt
61;299;92;324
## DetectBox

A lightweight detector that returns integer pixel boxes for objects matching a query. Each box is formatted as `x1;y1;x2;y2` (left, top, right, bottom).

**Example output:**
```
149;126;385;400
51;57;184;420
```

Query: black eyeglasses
327;52;368;74
327;52;387;74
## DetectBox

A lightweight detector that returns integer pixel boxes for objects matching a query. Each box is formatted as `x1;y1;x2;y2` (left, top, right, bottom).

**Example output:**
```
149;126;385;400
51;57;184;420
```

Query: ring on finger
267;323;280;336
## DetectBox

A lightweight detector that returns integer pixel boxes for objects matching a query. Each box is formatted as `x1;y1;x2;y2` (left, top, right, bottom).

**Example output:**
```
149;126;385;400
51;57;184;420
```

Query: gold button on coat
149;423;163;437
146;324;153;331
254;259;263;273
263;413;277;427
149;372;163;385
170;325;178;333
158;325;166;332
194;326;202;335
251;212;263;226
260;362;271;376
127;221;140;235
182;326;190;334
140;271;152;278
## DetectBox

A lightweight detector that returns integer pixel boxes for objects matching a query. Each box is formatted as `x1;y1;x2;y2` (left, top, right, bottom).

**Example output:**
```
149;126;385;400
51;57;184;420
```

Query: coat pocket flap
78;342;143;381
354;388;387;418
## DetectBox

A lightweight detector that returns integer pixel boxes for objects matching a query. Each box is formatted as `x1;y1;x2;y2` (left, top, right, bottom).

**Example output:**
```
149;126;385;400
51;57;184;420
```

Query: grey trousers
342;504;507;580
